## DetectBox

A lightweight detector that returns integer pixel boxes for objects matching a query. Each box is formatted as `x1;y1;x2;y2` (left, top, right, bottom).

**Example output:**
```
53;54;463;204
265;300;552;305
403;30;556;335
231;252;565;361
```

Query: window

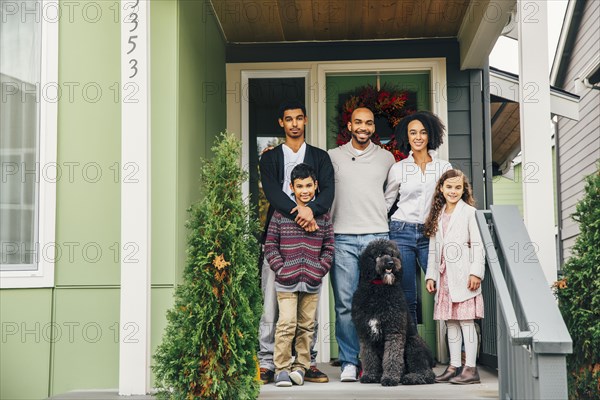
0;0;58;287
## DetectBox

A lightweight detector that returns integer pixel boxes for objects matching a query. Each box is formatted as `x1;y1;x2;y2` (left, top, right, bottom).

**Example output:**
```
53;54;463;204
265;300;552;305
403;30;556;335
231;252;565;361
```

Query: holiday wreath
335;84;415;161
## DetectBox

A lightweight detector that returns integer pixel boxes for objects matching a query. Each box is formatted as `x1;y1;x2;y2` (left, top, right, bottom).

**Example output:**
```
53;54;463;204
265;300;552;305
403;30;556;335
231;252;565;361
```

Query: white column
517;1;557;283
119;0;151;394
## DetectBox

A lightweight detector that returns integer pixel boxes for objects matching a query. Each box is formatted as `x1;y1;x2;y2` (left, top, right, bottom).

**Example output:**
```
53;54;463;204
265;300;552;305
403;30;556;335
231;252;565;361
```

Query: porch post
517;1;557;282
119;0;151;394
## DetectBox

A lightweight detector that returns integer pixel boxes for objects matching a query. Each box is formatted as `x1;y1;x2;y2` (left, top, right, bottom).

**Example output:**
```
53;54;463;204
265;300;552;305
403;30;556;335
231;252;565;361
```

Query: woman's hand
426;279;436;294
467;275;481;291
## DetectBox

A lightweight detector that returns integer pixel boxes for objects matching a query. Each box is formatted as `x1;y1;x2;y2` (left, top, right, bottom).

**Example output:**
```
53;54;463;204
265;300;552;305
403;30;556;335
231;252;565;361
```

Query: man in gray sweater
328;107;396;382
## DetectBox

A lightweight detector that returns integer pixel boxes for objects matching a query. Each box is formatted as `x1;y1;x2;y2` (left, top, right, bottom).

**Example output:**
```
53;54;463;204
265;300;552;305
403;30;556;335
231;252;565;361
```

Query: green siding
55;0;121;287
1;0;227;396
0;289;52;400
492;163;524;215
50;288;120;395
151;0;179;286
176;0;226;280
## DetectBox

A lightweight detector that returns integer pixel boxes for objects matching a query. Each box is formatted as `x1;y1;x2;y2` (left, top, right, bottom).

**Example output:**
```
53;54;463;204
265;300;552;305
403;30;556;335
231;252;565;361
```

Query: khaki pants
274;291;319;374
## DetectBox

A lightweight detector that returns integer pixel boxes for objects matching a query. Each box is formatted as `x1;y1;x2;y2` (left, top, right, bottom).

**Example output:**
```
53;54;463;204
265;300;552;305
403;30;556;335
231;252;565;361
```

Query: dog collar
370;279;385;285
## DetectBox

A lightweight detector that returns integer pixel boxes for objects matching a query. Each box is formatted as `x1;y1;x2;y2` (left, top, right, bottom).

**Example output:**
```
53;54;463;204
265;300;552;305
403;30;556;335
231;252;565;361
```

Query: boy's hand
467;275;481;291
426;279;436;294
291;205;316;229
304;220;318;232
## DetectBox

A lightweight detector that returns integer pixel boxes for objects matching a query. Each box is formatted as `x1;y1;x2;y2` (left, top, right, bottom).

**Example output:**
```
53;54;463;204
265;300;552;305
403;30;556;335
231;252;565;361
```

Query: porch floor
47;362;498;399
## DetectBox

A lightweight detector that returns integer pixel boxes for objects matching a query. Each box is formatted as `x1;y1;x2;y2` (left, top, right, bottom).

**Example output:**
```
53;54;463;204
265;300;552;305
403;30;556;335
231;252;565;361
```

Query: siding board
557;0;600;263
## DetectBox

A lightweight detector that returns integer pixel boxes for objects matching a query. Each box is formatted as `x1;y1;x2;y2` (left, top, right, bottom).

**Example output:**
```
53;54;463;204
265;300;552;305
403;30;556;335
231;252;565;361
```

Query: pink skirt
433;264;484;321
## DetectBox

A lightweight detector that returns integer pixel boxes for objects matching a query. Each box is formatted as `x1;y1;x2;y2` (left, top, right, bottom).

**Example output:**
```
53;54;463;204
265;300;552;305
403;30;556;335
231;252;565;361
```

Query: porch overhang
457;0;516;70
211;0;511;70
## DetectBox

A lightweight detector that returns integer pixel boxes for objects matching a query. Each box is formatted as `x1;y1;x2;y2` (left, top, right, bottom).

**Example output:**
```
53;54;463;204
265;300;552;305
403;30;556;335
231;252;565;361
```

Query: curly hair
394;110;445;155
423;169;475;238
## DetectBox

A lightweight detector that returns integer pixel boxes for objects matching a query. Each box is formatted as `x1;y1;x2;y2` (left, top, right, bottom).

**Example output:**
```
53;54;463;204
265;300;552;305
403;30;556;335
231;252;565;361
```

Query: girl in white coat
424;169;484;385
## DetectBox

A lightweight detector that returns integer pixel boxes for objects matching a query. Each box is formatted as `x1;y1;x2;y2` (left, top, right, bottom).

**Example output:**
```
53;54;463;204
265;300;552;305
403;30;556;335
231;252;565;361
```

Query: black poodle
351;239;436;386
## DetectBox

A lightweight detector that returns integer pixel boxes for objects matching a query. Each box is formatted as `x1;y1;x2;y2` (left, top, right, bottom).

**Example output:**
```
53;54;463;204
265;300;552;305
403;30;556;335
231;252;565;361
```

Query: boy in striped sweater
264;163;334;387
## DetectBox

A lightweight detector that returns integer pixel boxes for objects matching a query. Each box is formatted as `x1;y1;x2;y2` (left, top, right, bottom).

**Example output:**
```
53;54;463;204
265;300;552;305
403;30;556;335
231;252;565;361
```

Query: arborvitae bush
554;165;600;399
153;133;262;399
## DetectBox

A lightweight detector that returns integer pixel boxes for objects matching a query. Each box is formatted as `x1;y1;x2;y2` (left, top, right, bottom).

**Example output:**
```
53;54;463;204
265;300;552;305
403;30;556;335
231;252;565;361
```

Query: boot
449;366;481;384
435;365;461;383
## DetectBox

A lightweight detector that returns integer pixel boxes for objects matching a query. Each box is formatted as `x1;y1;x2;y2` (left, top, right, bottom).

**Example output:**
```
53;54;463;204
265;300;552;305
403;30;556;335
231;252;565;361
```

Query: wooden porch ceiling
490;100;520;173
210;0;471;43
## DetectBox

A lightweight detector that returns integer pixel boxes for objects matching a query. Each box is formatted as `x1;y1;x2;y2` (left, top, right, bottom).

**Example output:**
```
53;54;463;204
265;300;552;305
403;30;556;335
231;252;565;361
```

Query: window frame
1;0;58;288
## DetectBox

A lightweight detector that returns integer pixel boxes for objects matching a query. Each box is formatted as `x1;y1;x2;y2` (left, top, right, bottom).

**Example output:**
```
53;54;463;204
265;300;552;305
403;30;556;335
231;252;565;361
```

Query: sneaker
259;368;274;384
289;369;305;385
340;364;358;382
275;371;293;387
305;366;329;383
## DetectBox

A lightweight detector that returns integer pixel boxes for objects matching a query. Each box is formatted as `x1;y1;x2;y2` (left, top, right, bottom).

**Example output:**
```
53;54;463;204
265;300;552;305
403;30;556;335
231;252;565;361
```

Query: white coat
425;199;485;303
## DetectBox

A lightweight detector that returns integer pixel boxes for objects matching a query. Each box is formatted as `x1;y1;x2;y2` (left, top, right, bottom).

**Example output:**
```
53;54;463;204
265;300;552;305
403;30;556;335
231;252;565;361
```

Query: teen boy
258;100;334;384
263;163;334;387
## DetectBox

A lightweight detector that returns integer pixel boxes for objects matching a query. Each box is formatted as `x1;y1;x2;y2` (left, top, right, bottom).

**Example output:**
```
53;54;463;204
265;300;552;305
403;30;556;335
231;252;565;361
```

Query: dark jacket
259;143;335;243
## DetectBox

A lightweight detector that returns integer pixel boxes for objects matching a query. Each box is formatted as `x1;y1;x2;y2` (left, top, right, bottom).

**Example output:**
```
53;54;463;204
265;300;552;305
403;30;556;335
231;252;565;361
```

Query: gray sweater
328;142;396;234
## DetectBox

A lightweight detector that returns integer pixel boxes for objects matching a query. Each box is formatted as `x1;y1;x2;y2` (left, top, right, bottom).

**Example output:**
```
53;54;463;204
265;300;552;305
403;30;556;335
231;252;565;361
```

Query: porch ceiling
490;100;520;173
211;0;471;43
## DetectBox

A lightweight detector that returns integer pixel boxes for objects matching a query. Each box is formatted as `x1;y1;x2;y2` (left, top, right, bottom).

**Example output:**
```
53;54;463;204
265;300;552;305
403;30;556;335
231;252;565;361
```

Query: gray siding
557;0;600;261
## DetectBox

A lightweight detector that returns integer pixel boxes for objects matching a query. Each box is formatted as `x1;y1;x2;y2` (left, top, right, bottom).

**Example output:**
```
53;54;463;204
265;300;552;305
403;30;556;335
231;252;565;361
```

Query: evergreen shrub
153;133;262;399
554;164;600;399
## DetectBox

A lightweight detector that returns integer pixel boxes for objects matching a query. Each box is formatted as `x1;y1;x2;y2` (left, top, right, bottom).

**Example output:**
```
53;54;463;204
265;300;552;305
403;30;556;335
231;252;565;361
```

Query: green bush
153;133;262;399
554;165;600;399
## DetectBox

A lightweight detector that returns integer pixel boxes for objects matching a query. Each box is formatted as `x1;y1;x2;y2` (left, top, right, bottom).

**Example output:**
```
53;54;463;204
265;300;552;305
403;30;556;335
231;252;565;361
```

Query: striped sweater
264;211;334;292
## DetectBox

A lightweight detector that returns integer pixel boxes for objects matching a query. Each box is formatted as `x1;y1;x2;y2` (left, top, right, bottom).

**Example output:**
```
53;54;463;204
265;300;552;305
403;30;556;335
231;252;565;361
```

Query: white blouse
384;150;452;224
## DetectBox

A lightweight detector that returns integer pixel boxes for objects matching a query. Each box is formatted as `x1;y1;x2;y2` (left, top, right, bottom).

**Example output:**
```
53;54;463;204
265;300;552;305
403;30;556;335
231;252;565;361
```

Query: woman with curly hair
424;169;485;384
384;111;452;325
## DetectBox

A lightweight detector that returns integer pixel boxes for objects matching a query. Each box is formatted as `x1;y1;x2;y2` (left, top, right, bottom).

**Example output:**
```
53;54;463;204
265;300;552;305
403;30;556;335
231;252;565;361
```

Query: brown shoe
435;365;461;383
449;366;481;384
259;368;274;384
304;365;329;383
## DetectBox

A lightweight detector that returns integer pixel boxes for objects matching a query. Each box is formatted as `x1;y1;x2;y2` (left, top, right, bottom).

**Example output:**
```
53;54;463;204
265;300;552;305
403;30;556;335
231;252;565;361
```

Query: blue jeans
389;220;430;325
331;233;389;368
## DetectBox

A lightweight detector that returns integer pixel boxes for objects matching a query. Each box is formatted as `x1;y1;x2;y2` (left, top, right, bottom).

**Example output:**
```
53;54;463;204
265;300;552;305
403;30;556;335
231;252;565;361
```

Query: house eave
490;67;580;120
457;0;516;70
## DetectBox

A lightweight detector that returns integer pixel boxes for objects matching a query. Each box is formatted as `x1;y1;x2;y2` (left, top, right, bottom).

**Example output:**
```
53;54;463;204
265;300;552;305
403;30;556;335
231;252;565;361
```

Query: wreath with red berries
336;84;415;161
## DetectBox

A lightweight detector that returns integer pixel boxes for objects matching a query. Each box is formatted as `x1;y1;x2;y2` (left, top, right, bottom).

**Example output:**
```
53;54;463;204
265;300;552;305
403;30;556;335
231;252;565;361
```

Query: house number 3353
124;0;139;79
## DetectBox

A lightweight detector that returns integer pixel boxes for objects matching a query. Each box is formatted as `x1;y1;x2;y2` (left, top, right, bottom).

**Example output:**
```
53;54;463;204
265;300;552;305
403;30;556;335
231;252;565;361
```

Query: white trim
316;58;449;161
489;70;580;120
1;0;58;289
574;54;600;93
457;0;516;70
119;0;151;394
550;0;577;86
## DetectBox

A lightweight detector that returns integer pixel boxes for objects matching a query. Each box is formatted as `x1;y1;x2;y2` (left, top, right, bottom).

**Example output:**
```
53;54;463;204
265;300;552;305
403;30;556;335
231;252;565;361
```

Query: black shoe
305;366;329;383
260;368;274;384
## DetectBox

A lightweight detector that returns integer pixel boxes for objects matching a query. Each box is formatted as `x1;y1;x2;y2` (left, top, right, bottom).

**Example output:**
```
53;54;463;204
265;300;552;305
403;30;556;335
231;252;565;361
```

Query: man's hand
291;205;317;230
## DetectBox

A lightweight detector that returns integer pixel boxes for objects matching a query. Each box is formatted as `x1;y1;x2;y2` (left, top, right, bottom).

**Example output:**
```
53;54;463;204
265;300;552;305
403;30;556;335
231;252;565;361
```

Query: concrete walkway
48;363;499;400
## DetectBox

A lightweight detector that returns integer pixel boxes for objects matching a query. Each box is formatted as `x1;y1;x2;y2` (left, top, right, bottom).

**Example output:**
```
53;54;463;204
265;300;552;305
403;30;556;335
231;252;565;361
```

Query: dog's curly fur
351;239;436;386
